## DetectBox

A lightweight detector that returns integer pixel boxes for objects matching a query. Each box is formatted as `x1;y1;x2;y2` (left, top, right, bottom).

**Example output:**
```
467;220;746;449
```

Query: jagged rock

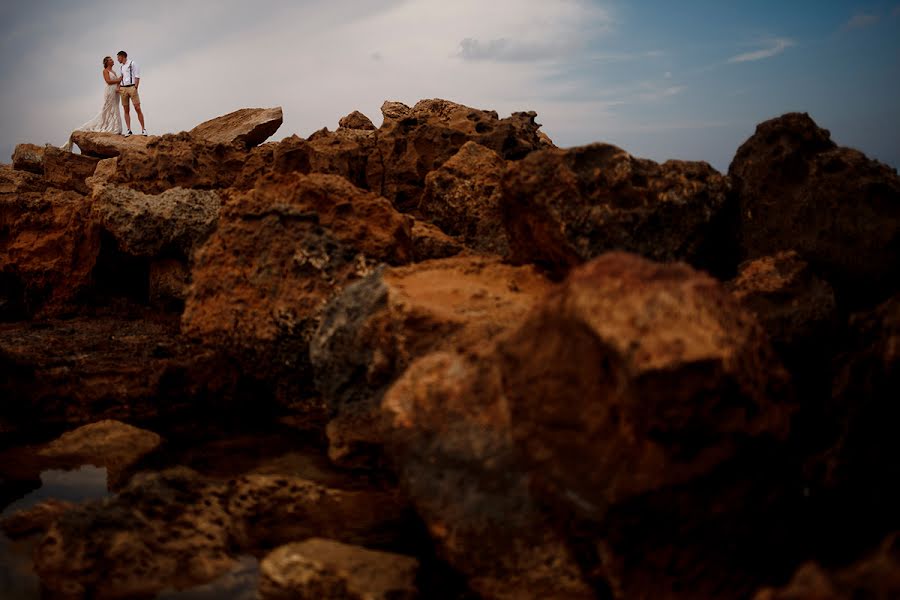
380;101;411;122
409;219;463;260
0;163;47;194
730;112;900;307
12;143;44;174
311;256;551;466
501;143;730;276
71;130;159;158
38;420;161;488
0;188;99;314
190;107;284;148
538;130;555;148
33;467;412;599
338;110;376;131
498;253;792;598
42;145;100;194
109;132;251;194
728;251;837;357
305;129;378;189
755;532;900;599
92;185;222;258
0;499;74;539
182;172;412;404
259;538;419;600
503;252;791;516
382;351;594;600
420;141;509;256
85;156;118;192
368;98;545;211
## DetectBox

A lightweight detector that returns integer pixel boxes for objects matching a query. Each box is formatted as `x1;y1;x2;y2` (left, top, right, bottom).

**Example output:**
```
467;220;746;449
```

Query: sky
1;0;898;173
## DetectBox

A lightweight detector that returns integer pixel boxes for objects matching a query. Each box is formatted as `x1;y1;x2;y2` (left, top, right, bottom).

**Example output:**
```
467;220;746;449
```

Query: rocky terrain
1;101;899;599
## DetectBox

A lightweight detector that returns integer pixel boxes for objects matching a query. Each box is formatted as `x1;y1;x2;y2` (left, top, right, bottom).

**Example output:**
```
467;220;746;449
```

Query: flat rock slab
71;131;159;158
190;107;284;148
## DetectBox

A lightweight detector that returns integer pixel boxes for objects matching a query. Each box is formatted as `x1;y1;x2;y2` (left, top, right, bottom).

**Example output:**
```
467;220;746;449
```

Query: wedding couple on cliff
63;50;146;151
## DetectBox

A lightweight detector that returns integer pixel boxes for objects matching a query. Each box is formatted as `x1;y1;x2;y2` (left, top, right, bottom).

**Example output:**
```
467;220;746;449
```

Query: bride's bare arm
102;70;121;84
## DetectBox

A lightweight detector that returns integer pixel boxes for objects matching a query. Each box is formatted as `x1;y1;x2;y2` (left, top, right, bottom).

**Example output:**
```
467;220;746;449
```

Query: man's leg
122;92;132;131
134;103;145;131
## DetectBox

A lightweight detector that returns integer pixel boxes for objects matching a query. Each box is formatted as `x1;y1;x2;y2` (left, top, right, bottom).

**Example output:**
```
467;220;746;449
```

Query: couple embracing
64;50;147;151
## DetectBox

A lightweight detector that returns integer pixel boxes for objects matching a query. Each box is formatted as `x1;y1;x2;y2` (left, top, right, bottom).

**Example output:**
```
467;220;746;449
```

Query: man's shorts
120;86;140;108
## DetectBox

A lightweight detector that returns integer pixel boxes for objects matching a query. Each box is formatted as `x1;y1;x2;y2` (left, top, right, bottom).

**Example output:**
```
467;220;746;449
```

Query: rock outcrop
259;538;419;600
501;143;730;276
42;145;100;194
338;110;377;131
311;256;551;466
189;107;284;148
70;131;158;158
11;143;44;174
730;112;900;307
420;141;509;256
182;172;412;407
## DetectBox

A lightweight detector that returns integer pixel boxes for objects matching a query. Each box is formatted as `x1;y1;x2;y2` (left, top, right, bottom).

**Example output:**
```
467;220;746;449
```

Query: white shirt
120;59;141;86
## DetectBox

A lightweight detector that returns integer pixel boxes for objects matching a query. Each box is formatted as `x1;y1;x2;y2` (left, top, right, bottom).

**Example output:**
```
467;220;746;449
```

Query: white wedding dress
63;69;123;151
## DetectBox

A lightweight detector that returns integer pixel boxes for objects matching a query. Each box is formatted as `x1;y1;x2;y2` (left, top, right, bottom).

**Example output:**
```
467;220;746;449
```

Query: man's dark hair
117;50;127;58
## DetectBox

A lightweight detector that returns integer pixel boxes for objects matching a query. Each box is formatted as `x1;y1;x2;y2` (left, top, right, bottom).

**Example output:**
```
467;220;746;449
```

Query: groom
116;50;146;136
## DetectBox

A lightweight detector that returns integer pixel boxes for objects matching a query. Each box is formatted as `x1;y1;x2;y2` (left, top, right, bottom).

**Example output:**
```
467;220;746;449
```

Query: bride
63;56;123;151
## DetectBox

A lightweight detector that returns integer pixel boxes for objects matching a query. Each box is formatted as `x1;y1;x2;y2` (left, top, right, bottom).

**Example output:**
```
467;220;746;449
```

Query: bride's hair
103;56;113;68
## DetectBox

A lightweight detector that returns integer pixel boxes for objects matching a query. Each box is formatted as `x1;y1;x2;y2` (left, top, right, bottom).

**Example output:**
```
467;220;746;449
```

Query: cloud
727;38;794;63
844;13;881;30
457;38;572;62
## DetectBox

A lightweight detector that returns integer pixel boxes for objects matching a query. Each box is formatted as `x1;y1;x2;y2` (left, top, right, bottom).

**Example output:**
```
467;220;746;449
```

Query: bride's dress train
63;76;122;151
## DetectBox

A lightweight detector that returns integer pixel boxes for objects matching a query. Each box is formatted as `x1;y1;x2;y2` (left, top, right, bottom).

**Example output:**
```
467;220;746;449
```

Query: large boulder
0;163;47;195
42;145;100;194
259;539;419;600
182;172;412;404
311;256;551;465
730;112;900;307
12;143;44;174
368;99;546;211
382;350;594;600
501;252;791;516
501;143;730;276
92;185;222;258
420;141;509;256
189;107;284;148
0;188;99;314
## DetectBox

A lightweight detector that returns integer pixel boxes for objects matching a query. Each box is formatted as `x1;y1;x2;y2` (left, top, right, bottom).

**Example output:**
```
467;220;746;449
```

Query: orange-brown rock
33;467;412;599
0;499;74;539
368;99;546;211
182;172;412;400
408;218;463;260
311;256;551;465
755;533;900;600
149;258;191;307
728;251;837;354
382;351;594;600
730;112;900;307
38;420;162;488
189;107;284;148
70;130;159;158
501;143;730;276
0;163;47;195
338;110;377;131
12;143;44;174
92;185;222;258
259;538;419;600
0;188;99;314
109;132;250;194
42;146;100;194
503;252;790;513
420;141;509;256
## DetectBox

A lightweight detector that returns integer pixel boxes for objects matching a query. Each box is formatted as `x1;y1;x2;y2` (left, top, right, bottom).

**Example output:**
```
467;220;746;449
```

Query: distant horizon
2;0;899;173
